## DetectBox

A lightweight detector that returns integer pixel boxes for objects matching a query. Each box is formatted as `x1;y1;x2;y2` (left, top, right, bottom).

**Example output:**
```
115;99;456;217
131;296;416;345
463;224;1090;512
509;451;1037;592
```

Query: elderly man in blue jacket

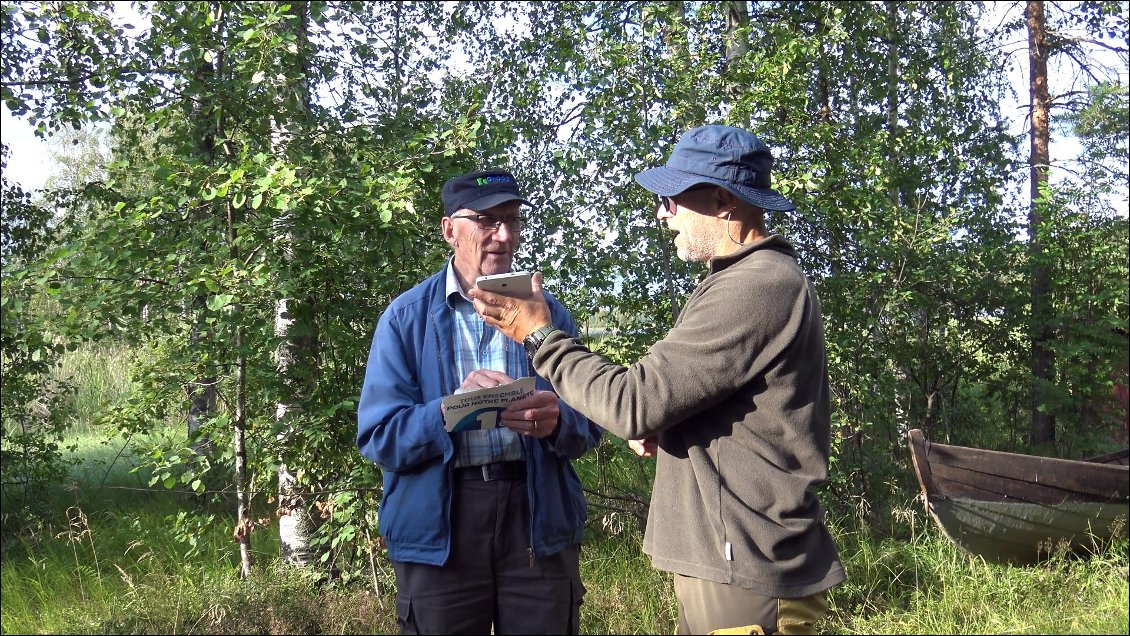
357;169;602;635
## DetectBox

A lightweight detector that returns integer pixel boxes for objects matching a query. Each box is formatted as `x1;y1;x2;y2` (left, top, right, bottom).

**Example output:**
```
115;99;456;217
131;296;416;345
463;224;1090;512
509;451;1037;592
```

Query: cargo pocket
775;592;828;635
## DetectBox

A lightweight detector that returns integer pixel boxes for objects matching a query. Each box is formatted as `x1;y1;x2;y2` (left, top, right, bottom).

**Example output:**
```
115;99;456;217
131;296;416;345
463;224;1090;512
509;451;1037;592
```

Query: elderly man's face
442;200;522;287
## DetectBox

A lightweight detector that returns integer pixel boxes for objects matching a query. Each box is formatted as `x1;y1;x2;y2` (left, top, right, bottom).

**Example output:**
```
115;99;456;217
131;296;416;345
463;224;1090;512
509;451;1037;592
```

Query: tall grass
830;524;1129;634
4;423;1124;634
579;530;677;634
50;340;134;434
0;426;346;634
2;343;1127;634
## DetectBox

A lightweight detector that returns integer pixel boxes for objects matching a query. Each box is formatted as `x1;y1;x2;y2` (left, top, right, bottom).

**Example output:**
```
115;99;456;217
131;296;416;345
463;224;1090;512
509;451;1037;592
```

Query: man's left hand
501;390;560;439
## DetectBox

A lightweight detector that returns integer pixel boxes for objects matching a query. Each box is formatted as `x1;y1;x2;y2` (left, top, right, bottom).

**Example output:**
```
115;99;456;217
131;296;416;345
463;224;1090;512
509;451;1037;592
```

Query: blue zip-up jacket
356;267;603;565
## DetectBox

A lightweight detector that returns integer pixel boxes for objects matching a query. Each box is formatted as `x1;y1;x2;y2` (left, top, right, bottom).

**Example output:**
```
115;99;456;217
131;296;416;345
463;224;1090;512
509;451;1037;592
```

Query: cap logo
475;175;514;186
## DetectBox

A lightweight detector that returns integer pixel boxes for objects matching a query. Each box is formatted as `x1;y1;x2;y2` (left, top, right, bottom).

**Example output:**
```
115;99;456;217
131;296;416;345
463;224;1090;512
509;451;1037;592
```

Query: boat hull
907;429;1129;565
928;497;1127;565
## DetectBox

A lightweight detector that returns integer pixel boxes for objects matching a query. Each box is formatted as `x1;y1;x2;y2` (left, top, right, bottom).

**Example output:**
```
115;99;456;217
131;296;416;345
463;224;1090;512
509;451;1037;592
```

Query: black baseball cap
441;169;533;216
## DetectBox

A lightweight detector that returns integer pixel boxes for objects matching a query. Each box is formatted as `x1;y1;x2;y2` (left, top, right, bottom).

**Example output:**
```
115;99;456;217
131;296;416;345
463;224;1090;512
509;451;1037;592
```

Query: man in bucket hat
357;168;601;634
472;126;845;634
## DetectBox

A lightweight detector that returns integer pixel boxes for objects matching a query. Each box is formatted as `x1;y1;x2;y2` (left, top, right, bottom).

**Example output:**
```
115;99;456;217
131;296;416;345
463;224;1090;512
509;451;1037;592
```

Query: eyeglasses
450;213;524;232
658;184;716;213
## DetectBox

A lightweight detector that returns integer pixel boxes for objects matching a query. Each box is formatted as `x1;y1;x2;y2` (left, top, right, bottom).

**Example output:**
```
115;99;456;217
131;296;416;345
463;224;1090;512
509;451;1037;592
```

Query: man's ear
713;186;740;215
441;216;456;246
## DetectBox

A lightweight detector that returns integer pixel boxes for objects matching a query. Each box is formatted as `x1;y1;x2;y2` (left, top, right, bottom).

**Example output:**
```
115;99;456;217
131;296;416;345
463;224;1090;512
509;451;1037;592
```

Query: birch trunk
272;0;321;568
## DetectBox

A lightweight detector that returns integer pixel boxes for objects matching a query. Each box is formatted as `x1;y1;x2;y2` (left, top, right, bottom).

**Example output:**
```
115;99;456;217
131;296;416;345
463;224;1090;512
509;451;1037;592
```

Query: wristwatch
523;324;559;361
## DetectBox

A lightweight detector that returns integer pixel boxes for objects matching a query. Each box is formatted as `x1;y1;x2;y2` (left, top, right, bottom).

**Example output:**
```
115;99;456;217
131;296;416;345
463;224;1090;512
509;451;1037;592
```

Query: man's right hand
459;369;515;391
443;369;516;416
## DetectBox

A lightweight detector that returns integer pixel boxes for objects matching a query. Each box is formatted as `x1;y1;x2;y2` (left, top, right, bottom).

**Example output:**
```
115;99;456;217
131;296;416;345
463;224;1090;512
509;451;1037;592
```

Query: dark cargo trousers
392;467;584;635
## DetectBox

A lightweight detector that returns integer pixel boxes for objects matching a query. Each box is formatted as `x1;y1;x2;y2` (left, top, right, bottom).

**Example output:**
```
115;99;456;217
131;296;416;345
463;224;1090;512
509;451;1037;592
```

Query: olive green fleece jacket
532;234;845;598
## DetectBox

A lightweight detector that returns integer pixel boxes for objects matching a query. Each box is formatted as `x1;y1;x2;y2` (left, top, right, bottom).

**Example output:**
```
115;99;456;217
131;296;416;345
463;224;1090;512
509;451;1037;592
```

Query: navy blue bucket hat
634;125;796;212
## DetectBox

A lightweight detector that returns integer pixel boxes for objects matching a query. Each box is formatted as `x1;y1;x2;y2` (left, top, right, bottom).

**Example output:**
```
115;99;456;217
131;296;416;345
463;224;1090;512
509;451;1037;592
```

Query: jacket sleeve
533;259;811;441
356;305;453;472
538;298;603;459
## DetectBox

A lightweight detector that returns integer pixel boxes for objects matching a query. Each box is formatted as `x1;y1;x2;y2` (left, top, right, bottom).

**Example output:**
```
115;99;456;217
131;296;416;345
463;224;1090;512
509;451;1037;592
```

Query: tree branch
54;274;169;286
1;65;179;88
1047;29;1130;55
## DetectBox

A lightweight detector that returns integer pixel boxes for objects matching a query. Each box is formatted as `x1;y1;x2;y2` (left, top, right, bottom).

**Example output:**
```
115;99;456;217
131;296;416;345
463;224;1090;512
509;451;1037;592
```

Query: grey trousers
392;475;584;635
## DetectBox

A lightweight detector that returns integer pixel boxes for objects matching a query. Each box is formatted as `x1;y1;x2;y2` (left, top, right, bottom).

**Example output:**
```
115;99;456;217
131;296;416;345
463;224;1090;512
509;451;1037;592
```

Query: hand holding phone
475;271;534;298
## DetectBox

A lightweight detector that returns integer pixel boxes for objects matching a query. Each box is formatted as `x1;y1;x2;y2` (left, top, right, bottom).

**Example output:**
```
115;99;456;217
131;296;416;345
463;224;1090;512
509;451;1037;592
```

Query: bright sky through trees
3;2;1123;210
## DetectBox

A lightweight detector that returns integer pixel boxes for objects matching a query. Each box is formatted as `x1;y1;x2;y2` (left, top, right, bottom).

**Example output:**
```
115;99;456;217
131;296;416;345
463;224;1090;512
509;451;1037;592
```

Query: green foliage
1;144;75;510
1023;0;1128;448
1030;185;1129;455
1063;81;1130;187
4;0;481;573
2;0;1127;587
0;0;130;135
1068;82;1129;162
450;0;1046;528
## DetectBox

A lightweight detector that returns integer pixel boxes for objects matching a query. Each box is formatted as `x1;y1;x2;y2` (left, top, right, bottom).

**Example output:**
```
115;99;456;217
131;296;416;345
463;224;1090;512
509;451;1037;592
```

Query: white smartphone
476;271;534;298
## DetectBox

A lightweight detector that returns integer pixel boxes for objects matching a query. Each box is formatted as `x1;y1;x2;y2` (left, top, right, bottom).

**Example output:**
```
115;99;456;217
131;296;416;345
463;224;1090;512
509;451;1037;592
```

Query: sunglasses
658;184;716;213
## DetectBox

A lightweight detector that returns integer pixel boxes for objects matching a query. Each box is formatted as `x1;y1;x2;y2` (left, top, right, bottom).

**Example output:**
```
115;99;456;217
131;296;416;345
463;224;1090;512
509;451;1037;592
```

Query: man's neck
714;223;766;258
451;261;479;295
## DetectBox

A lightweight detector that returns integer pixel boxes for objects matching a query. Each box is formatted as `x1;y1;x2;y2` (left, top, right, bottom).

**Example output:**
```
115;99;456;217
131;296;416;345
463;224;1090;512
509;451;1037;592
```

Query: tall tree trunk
725;1;749;63
276;298;319;567
230;196;253;579
725;0;752;128
1026;0;1055;446
643;2;688;323
885;1;900;210
187;8;217;452
213;2;253;577
273;0;321;569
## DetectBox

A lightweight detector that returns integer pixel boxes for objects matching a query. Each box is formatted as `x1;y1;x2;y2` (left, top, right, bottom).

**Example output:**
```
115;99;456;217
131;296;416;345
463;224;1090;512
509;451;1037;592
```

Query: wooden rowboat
906;429;1129;565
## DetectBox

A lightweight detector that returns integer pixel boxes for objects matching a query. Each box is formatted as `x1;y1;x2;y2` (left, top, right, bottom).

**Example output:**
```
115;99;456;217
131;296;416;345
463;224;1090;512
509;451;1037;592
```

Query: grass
50;340;134;434
2;342;1127;633
3;425;1125;634
828;522;1129;635
579;530;677;634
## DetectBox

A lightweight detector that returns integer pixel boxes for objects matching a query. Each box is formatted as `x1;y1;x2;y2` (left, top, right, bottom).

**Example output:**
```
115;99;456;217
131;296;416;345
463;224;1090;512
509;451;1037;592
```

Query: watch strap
523;324;558;360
